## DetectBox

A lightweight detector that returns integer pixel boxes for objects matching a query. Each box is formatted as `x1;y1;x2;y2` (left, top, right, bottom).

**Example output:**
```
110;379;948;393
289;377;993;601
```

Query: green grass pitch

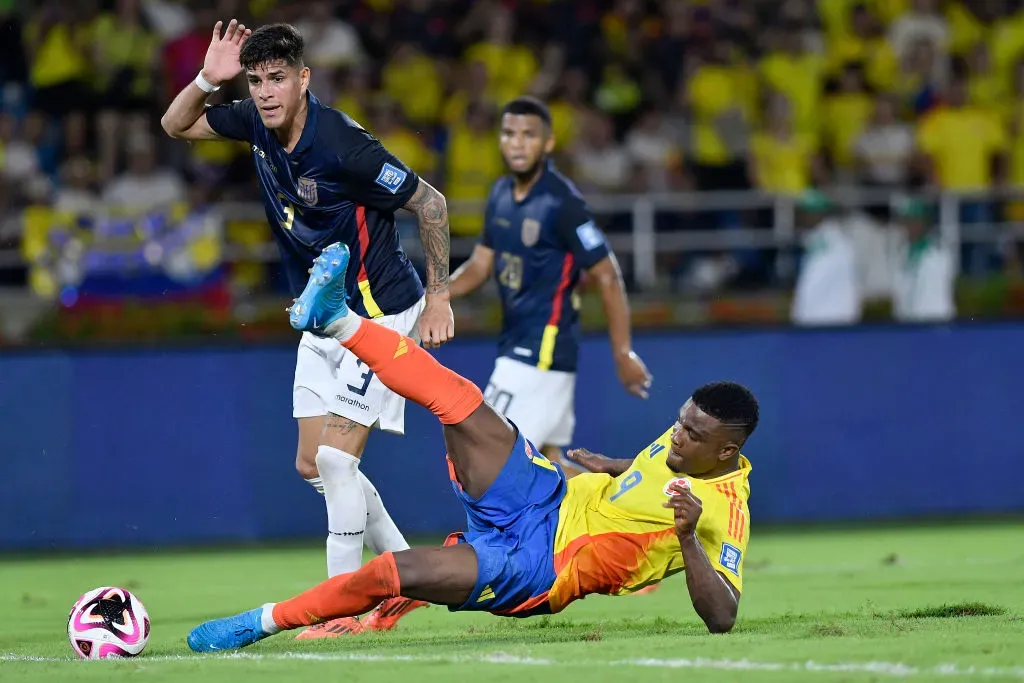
2;523;1023;682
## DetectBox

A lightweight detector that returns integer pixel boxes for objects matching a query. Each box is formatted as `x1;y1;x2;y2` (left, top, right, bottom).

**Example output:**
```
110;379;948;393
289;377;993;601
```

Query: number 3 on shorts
347;360;374;397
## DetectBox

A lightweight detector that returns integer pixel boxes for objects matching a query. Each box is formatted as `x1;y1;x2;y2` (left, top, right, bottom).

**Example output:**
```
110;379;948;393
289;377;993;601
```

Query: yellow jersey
547;428;751;613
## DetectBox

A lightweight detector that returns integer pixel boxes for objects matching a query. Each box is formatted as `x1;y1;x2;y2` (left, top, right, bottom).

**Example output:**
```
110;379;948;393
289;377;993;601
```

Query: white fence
1;187;1022;291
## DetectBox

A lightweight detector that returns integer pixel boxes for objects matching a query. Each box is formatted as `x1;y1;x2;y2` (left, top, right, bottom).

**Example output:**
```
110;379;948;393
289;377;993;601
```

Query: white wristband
194;71;221;94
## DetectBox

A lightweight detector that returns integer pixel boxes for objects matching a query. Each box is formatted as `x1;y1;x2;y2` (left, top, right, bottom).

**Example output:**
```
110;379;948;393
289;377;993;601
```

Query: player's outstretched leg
289;243;518;498
187;545;478;652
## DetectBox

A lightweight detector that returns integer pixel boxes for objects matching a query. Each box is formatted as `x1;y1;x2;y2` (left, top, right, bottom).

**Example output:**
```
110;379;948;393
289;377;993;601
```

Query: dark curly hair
239;23;305;71
692;382;759;440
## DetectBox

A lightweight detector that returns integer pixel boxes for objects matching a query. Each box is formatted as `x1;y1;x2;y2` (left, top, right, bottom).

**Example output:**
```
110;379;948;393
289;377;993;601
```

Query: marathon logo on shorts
335;394;371;412
297;176;318;206
375;163;407;194
720;543;742;576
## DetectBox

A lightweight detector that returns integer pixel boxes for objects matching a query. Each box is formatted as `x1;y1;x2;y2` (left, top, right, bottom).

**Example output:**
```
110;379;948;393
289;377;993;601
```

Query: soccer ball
67;587;150;659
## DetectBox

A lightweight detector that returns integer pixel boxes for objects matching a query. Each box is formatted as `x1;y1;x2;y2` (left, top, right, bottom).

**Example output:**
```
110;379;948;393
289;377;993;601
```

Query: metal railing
2;186;1023;292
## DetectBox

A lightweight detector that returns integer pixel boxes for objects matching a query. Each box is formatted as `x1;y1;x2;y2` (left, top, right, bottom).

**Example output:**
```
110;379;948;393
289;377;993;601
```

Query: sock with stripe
269;552;401;629
359;472;410;554
317;445;367;577
325;314;482;425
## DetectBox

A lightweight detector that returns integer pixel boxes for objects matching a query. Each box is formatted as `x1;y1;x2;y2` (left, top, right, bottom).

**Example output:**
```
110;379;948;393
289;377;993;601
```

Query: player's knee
295;454;319;480
705;615;736;634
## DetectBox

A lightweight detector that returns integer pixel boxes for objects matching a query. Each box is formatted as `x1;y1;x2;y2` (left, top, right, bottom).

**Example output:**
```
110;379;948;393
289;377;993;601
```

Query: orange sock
272;553;401;629
341;319;482;424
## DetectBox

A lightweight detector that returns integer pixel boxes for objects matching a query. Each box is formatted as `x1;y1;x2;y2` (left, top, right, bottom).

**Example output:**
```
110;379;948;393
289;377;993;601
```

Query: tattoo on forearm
404;180;450;294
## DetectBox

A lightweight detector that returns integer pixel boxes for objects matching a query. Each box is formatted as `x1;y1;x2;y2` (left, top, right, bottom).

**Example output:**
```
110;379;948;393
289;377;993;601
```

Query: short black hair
501;96;551;127
239;24;305;71
692;381;759;440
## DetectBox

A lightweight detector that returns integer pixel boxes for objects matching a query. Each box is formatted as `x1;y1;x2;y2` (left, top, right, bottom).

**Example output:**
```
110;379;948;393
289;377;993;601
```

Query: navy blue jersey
205;92;423;317
482;161;610;373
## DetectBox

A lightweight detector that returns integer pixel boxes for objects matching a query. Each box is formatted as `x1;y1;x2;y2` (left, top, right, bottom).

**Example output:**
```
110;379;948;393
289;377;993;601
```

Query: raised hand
202;19;252;87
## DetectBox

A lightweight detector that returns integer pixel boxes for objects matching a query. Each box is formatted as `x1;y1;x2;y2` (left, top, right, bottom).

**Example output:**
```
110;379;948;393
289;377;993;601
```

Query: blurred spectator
917;75;1006;274
368;97;436;183
854;94;915;188
0;2;28;88
916;75;1004;189
593;62;643;132
570;111;633;194
1005;59;1024;221
624;106;686;192
749;93;824;196
101;135;186;212
294;1;364;70
890;197;955;322
380;42;443;127
140;0;192;42
965;42;1006;111
826;3;898;92
889;0;949;63
163;6;218;100
1;111;52;202
645;0;691;105
445;102;502;237
22;1;91;118
294;0;364;98
441;60;498;128
463;5;538;105
758;24;825;137
791;189;863;326
333;66;372;129
53;156;100;214
822;63;874;179
894;36;946;116
547;68;592;157
685;41;753;195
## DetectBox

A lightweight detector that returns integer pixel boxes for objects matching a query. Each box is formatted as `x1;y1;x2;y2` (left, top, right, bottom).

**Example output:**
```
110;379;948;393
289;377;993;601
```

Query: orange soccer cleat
294;616;365;640
360;597;429;632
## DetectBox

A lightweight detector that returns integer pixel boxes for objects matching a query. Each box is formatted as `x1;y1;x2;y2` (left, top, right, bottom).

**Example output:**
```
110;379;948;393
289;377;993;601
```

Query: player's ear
718;442;739;461
544;131;556;155
300;66;311;93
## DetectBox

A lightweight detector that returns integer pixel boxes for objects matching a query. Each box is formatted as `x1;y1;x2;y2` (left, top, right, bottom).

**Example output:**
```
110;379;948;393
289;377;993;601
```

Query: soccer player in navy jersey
160;20;452;637
450;97;652;477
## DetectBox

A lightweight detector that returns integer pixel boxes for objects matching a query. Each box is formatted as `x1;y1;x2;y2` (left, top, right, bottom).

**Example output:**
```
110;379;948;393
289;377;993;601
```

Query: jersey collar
513;158;555;205
289;91;320;157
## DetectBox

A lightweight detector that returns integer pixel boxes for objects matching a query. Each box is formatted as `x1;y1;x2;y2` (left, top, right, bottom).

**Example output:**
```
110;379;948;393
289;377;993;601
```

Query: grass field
2;523;1023;682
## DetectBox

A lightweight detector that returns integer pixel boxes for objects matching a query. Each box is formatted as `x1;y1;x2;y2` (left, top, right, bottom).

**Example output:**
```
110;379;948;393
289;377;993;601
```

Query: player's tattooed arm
403;179;451;295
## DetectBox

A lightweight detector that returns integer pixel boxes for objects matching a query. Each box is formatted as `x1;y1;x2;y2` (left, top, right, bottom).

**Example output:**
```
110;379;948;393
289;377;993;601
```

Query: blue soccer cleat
187;607;269;653
288;242;352;334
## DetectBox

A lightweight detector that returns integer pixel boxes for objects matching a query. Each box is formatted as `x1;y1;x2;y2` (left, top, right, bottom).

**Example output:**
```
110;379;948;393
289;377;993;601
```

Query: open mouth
261;105;282;116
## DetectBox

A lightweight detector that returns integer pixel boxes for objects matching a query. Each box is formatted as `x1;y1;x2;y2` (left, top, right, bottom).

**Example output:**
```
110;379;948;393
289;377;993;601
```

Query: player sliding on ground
188;243;757;652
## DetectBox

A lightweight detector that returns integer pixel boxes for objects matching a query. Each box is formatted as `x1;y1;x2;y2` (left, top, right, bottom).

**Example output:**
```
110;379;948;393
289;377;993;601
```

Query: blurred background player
187;242;755;653
449;97;652;477
159;20;454;637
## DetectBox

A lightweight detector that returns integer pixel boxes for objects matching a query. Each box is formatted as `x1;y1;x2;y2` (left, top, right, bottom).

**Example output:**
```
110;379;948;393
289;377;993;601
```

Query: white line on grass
2;652;1023;678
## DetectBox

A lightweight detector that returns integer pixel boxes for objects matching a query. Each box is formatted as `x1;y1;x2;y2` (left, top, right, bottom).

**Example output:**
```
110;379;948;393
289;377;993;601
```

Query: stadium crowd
2;0;1024;302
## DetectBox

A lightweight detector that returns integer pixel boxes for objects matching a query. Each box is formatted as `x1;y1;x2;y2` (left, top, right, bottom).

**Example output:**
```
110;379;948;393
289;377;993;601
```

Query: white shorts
484;356;576;448
292;297;425;434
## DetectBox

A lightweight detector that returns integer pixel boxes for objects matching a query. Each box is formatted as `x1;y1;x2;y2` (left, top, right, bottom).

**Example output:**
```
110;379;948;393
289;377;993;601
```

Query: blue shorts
447;429;566;616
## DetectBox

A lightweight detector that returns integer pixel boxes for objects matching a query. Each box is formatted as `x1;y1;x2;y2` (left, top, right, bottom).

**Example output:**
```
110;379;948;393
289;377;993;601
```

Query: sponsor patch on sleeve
375;162;408;194
719;543;742;576
575;220;605;250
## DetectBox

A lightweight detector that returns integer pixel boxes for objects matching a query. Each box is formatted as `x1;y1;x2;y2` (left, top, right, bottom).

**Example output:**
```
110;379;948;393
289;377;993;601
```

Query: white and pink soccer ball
67;586;150;659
